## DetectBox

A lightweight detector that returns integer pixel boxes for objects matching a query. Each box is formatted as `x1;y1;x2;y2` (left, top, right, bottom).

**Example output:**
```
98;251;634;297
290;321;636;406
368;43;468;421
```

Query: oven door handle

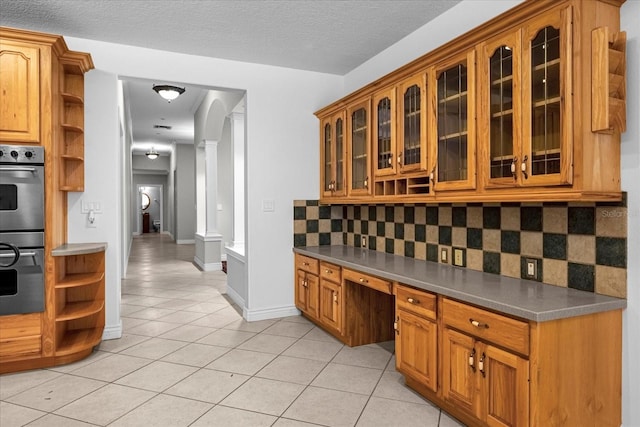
0;167;37;173
0;243;21;268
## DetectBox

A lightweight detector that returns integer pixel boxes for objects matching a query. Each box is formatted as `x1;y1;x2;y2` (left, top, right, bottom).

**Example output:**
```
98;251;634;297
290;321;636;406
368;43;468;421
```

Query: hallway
1;234;462;426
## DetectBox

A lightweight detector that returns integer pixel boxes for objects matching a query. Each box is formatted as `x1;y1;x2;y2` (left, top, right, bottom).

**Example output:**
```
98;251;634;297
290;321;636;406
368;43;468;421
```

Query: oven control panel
0;145;44;164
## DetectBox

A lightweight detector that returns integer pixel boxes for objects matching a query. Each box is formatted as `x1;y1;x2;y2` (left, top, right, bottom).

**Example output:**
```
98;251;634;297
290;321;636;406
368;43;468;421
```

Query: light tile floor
0;234;465;427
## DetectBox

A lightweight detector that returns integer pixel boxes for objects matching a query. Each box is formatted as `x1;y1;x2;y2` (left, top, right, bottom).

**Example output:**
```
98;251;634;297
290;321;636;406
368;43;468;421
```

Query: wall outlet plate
441;248;448;263
361;236;367;248
453;248;465;267
525;258;538;279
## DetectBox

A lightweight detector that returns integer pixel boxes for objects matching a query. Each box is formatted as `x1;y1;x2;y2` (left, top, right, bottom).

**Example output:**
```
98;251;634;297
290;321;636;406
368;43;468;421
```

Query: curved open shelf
56;300;104;321
55;272;104;289
55;328;103;357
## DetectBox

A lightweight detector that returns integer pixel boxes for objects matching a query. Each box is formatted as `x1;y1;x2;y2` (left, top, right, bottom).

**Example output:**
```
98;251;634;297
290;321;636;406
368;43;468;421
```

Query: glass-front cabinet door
373;87;396;177
320;111;346;198
430;51;476;191
522;8;572;187
398;74;428;174
478;30;522;189
347;98;371;196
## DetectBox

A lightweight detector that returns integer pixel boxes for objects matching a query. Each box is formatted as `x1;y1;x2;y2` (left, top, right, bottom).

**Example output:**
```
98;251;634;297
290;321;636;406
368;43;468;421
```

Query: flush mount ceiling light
152;84;185;102
145;147;159;160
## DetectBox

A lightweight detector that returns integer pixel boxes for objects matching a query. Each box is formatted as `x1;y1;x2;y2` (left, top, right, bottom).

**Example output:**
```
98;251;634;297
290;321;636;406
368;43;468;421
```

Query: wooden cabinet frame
372;86;397;177
346;98;372;196
320;111;347;199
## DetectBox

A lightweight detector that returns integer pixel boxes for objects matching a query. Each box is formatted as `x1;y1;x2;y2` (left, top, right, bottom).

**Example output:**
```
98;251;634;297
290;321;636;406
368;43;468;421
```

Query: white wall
174;144;196;243
344;1;640;425
218;120;233;246
67;70;122;339
620;2;640;425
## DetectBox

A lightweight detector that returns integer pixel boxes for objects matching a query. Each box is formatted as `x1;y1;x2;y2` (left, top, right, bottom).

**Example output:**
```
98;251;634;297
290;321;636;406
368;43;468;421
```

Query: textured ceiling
0;0;460;75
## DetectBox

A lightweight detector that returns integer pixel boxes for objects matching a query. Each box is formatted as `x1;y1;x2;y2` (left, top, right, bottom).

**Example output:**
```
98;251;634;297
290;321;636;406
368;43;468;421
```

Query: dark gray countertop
293;246;626;322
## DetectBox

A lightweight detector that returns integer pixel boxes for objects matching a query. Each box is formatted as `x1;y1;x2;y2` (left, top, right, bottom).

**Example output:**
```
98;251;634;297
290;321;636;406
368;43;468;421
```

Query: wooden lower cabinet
295;270;319;320
395;309;437;392
319;278;342;333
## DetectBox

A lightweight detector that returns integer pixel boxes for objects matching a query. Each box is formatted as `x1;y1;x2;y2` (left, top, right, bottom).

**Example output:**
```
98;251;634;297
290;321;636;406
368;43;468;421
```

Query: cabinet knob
325;269;332;274
302;262;309;266
398;152;403;166
479;352;486;377
364;176;369;189
469;318;489;329
511;156;518;180
521;155;529;179
359;278;368;284
469;348;476;372
407;297;420;304
429;167;436;184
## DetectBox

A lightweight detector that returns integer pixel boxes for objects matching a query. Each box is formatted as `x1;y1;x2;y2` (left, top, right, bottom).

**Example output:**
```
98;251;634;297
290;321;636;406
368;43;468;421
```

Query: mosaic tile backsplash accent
293;196;627;299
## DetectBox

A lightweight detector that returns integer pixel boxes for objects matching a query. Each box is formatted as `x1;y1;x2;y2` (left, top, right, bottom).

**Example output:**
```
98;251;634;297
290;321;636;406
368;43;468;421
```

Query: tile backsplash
293;196;627;299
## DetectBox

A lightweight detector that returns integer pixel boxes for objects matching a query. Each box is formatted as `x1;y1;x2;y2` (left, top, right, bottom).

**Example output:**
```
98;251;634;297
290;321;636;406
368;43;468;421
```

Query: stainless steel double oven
0;145;45;316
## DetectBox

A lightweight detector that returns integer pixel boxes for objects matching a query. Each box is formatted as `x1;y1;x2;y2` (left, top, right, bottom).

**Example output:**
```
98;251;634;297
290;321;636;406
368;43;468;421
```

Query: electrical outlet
453;248;465;267
361;236;367;248
526;258;538;279
441;248;448;263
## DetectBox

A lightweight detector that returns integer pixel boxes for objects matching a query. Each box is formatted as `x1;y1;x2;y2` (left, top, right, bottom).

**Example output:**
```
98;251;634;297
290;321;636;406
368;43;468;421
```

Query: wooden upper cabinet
397;74;428;174
0;40;40;143
478;30;522;189
347;98;372;196
373;87;396;177
430;51;476;191
521;7;572;187
321;111;347;198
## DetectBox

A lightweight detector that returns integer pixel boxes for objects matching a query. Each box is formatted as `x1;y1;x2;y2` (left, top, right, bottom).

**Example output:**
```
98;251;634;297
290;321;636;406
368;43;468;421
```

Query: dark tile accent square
483;207;501;229
426;207;439;225
415;224;426;242
377;221;386;237
342;206;348;217
354;206;361;220
331;219;343;232
427;244;439;262
501;230;521;254
294;234;306;247
483;251;501;274
385;206;395;222
306;220;319;233
319;233;331;245
385;238;395;254
520;256;543;282
361;220;369;235
501;202;521;207
568;207;595;235
467;228;483;250
521;206;542;231
404;206;415;224
543;233;567;260
294;206;306;220
347;220;354;233
355;234;362;248
306;200;319;206
439;226;452;246
452;207;467;227
596;237;626;268
395;223;404;239
369;207;377;221
543;201;568;207
568;263;595;292
319;205;331;219
368;236;377;250
405;241;415;258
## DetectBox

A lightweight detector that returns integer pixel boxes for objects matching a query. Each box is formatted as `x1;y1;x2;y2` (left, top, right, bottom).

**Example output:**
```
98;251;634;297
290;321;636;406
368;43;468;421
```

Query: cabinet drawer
442;298;529;356
320;261;341;283
343;268;392;294
395;285;436;320
295;254;319;274
0;336;41;358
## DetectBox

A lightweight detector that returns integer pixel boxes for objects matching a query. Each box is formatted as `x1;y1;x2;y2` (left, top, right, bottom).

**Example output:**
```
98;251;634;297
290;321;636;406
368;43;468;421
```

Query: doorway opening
136;184;163;234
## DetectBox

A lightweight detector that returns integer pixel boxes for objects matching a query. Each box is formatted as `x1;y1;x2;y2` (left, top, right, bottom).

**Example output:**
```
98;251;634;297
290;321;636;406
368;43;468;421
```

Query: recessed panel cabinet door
442;327;477;415
521;7;572;186
0;41;40;143
373;88;396;177
395;310;437;392
319;279;342;333
347;99;372;196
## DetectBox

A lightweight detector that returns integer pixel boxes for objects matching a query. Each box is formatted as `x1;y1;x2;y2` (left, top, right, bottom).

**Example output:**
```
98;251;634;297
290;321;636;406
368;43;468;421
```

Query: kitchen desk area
293;245;626;427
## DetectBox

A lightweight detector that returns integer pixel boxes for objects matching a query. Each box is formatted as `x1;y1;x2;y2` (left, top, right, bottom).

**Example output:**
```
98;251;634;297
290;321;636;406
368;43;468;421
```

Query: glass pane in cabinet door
489;46;515;179
323;123;332;192
377;97;392;171
437;64;468;182
351;108;368;189
335;118;344;192
403;85;421;166
530;26;561;176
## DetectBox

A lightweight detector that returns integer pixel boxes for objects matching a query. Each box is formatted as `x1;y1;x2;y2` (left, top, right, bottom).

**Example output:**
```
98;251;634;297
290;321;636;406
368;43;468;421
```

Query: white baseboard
176;239;195;244
225;285;245;309
193;256;222;271
244;305;301;322
102;322;123;340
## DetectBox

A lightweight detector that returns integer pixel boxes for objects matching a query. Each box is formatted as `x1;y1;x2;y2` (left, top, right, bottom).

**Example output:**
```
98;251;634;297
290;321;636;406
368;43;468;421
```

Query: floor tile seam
162;366;252;405
351;369;389;427
0;373;64;400
82;387;160;427
28;378;112;415
271;416;329;427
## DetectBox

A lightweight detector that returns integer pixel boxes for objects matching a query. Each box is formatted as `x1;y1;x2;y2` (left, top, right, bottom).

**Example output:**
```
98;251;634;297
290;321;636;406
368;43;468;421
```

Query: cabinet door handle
469;318;489;329
479;352;486;377
407;297;420;305
398;151;403;166
469;348;476;372
333;292;338;303
521;155;528;180
511;156;518;180
364;176;369;189
359;278;369;284
429;167;436;184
